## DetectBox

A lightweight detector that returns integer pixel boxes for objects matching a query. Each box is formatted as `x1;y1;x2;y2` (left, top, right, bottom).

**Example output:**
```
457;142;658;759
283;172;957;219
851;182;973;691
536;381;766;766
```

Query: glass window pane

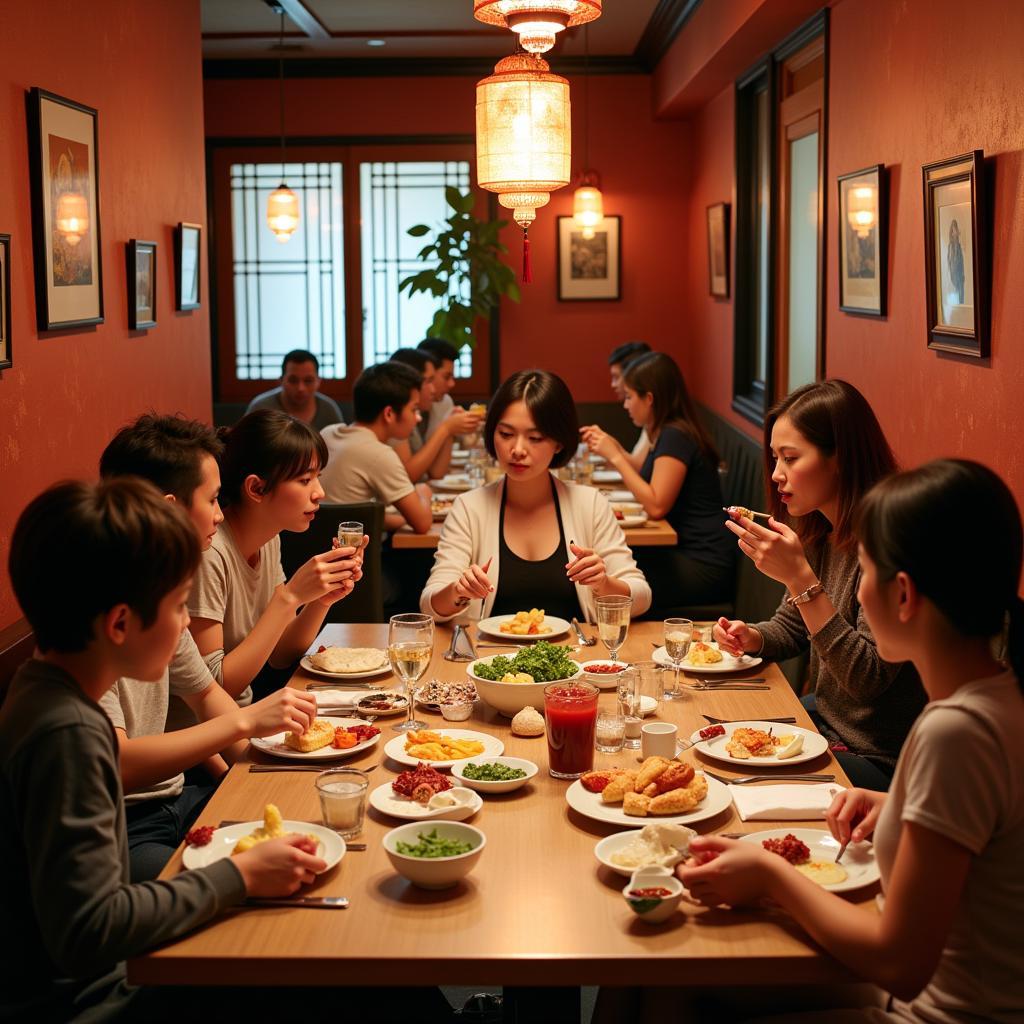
754;87;770;386
786;131;820;393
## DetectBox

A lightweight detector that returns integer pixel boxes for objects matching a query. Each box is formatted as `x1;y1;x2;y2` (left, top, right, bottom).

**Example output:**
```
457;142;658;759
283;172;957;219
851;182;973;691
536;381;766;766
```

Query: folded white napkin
308;690;361;712
730;783;844;821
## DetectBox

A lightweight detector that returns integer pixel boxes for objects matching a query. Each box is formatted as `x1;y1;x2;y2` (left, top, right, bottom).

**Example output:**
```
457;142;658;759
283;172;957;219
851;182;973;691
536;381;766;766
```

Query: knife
243;896;349;909
702;715;797;725
248;763;378;773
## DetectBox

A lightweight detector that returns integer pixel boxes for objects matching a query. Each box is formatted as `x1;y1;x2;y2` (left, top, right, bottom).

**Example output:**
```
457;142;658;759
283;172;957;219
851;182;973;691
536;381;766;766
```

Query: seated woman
580;351;734;613
714;380;925;790
421;369;651;623
678;459;1024;1023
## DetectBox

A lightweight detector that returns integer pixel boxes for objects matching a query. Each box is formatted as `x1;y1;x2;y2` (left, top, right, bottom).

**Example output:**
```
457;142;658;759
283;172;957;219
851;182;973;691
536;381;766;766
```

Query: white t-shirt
873;670;1024;1023
424;393;454;441
319;423;414;506
99;630;212;803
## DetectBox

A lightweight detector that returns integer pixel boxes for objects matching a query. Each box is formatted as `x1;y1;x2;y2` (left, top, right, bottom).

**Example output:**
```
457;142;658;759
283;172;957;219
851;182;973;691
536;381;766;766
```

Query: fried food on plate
284;718;335;752
601;770;640;804
581;768;625;794
727;727;777;759
685;641;724;666
232;804;317;855
499;608;547;635
644;762;695;797
648;774;707;814
635;756;672;792
595;756;708;817
623;792;651;817
404;729;485;761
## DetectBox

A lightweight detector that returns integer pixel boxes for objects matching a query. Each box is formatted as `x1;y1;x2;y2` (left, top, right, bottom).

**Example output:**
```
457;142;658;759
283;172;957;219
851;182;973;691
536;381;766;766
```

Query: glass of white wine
388;613;434;732
663;617;693;700
595;594;632;662
337;521;364;565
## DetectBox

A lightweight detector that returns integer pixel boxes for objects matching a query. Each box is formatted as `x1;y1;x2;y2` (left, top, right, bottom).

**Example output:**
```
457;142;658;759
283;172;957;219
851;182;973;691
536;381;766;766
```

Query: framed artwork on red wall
557;215;620;301
838;165;887;317
174;222;202;311
0;233;11;371
707;202;730;298
127;240;157;330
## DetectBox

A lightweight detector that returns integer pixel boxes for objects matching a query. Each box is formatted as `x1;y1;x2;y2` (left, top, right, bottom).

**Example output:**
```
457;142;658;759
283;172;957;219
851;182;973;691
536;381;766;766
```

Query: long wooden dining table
392;516;678;549
129;621;875;1006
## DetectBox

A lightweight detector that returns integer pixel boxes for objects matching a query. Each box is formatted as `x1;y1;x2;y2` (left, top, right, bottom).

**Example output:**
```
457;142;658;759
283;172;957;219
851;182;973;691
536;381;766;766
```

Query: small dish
382;821;486;889
451;756;538;794
622;866;684;923
580;659;629;690
368;783;481;822
440;702;474;722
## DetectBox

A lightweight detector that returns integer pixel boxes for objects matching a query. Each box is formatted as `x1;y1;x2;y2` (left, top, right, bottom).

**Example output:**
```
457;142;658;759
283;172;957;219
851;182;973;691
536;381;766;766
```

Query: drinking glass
337;521;364;565
595;711;626;753
315;768;369;839
662;617;693;700
573;458;594;487
544;681;599;779
632;660;663;720
616;669;641;750
595;594;632;662
388;613;433;732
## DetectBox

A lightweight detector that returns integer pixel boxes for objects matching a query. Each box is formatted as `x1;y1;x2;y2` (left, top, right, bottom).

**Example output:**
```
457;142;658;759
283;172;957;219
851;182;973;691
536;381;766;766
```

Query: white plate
432;503;454;521
638;695;658;716
565;773;732;827
737;828;879;893
580;659;631;690
352;693;410;717
251;717;382;761
368;782;482;821
687;720;828;766
300;652;391;681
617;515;649;529
182;820;345;872
383;728;505;770
604;490;635;502
476;614;571;641
652;642;763;675
594;830;691;877
593;470;623;484
430;474;473;493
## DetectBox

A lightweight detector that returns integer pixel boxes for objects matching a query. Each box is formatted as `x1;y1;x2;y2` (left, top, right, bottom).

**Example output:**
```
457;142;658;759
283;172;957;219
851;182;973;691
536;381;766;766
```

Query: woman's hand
239;686;317;738
454;557;493;603
233;834;326;898
565;541;608;589
677;835;781;908
725;511;815;590
826;787;886;846
713;616;763;656
579;425;625;463
287;545;360;606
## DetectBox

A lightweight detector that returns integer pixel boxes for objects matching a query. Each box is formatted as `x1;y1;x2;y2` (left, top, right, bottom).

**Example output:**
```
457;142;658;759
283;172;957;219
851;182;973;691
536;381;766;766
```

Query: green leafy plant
399;186;520;350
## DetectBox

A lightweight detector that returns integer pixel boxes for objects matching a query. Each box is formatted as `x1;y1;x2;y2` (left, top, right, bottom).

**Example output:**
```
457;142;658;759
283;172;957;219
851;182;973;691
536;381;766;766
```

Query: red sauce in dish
699;724;726;740
628;887;672;898
586;663;625;674
185;825;215;847
762;834;811;865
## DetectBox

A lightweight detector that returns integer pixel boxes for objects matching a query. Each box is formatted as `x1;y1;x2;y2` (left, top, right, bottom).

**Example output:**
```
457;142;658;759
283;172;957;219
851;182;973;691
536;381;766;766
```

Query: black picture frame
174;222;202;311
25;87;104;331
127;239;157;330
556;215;621;301
837;164;888;317
922;150;988;357
0;234;11;371
706;202;730;298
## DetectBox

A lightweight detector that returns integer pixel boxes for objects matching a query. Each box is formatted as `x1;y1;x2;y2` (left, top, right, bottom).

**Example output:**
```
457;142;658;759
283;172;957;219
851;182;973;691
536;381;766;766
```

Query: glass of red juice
544;681;600;779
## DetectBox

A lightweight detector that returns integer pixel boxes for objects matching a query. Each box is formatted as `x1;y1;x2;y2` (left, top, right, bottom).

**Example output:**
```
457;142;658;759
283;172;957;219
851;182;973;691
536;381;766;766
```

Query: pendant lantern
572;24;603;240
55;192;89;246
476;52;571;282
473;0;602;55
266;12;299;244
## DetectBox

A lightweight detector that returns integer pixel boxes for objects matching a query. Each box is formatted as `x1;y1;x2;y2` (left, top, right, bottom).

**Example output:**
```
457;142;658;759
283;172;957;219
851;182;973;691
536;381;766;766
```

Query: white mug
641;721;678;760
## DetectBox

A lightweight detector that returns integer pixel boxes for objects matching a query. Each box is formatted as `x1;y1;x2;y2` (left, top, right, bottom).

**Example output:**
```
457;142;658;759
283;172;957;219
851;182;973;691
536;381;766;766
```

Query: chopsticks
722;506;771;520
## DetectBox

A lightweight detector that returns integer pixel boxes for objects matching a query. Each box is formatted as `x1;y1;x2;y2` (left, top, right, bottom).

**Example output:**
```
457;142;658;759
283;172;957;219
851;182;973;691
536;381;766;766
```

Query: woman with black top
581;351;734;613
421;370;650;623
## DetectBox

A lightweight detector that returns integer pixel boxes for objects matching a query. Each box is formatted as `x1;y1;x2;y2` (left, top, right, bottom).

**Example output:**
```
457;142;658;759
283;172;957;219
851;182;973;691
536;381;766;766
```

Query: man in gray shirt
246;348;343;431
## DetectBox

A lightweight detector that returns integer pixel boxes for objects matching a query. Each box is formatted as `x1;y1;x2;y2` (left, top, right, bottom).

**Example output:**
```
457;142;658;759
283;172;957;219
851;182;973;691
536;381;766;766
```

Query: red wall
203;73;691;402
0;0;211;629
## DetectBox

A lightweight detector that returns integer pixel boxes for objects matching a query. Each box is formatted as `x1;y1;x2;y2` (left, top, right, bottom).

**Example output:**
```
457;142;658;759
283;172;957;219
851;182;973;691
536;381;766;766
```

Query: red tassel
522;228;532;284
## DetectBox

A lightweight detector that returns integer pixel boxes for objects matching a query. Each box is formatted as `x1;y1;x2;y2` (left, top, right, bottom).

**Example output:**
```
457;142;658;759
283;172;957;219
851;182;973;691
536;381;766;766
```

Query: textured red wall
203;73;691;402
0;0;210;629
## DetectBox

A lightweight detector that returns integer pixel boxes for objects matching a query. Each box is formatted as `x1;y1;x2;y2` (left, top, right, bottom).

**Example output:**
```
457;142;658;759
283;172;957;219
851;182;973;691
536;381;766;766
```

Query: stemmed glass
595;594;631;662
662;617;693;700
388;613;433;732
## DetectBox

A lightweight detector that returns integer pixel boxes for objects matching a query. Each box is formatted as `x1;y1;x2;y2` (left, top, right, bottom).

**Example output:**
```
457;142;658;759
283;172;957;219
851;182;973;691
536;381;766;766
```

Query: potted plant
399;187;520;351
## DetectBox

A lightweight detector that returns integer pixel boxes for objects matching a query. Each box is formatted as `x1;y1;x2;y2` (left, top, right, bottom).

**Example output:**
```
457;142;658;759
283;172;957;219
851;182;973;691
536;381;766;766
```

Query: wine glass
595;594;631;662
662;617;693;700
388;613;434;732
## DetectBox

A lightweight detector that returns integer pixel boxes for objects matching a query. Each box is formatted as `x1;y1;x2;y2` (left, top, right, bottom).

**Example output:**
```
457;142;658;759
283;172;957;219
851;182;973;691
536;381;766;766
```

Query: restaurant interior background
1;0;1022;637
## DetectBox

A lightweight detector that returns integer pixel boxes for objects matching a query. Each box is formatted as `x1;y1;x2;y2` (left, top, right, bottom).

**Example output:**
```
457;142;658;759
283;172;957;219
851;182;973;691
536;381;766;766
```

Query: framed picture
25;88;104;331
557;215;620;301
127;239;157;330
0;234;11;371
706;203;730;298
838;164;887;317
174;222;201;311
922;150;988;357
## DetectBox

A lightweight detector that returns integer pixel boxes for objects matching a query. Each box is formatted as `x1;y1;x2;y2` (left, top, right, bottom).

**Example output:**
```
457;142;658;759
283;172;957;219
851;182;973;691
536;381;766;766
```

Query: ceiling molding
207;133;475;148
633;0;703;71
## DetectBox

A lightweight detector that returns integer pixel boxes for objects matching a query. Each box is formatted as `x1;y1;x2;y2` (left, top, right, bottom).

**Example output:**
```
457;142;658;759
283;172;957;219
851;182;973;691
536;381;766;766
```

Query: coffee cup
641;721;678;760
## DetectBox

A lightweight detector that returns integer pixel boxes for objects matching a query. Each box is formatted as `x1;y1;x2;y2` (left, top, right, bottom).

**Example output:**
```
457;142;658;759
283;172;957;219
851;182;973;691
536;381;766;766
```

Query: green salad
462;762;528;781
395;828;475;858
473;641;578;682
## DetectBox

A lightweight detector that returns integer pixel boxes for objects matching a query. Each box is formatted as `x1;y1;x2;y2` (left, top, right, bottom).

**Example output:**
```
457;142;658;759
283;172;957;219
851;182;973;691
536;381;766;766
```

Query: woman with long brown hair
715;380;926;789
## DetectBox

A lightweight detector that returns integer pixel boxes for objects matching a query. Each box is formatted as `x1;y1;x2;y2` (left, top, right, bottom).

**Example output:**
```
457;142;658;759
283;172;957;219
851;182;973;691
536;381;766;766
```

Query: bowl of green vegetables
468;642;582;717
382;822;486;889
451;756;538;794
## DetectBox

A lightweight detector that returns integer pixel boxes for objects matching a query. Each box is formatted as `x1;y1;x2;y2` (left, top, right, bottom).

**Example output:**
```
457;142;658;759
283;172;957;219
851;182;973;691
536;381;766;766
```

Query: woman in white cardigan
421;370;651;623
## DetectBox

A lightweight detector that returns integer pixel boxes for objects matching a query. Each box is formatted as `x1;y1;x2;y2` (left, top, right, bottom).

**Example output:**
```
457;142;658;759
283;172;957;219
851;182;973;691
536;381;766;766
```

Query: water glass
388;613;433;732
573;459;594;487
316;768;369;839
662;617;693;700
617;669;642;750
595;594;632;662
632;660;663;719
595;711;626;753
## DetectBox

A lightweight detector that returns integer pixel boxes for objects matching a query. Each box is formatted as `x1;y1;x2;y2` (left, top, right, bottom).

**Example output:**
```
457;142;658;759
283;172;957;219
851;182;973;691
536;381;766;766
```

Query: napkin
308;690;361;712
730;783;844;821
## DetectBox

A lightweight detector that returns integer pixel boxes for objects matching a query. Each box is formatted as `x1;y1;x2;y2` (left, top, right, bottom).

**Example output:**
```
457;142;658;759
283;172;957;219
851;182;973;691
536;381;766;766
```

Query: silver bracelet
786;582;825;607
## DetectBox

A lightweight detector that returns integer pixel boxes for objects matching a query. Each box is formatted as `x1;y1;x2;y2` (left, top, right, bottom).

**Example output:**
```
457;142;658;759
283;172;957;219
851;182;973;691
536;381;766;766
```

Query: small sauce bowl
622;865;684;923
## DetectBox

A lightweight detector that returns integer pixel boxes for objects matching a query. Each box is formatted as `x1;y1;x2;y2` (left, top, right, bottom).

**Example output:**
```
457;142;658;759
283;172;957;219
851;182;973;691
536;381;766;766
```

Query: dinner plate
300;651;391;681
564;773;731;827
383;728;505;770
616;515;649;529
431;501;455;521
251;717;382;761
430;474;473;493
594;830;691;878
593;469;623;484
476;614;571;641
368;782;482;822
687;720;829;766
652;642;763;675
604;490;635;502
737;828;879;893
351;692;410;717
182;821;345;873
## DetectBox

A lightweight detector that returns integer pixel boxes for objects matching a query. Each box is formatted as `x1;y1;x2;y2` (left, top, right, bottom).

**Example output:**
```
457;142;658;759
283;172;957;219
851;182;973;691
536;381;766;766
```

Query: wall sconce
474;0;602;55
55;192;89;246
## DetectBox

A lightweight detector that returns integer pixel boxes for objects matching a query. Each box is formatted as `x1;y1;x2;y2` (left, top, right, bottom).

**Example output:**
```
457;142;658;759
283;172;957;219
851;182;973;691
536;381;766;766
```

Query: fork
703;714;797;725
571;617;596;646
687;683;770;691
702;768;836;785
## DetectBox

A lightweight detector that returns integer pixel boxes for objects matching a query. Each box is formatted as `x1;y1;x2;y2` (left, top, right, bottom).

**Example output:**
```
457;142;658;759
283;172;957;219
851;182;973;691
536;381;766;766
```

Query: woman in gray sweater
715;380;926;789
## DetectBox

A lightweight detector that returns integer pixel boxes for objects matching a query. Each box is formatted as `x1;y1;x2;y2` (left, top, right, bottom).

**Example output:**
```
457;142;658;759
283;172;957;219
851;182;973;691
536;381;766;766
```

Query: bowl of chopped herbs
451;757;538;794
382;822;486;888
468;642;582;717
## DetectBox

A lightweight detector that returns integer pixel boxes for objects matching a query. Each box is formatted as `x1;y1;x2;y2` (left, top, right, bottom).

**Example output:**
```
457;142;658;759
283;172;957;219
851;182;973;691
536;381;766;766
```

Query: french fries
404;730;485;761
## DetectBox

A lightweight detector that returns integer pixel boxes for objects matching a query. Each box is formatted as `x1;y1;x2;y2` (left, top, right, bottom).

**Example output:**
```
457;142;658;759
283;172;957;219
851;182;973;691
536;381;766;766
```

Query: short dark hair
608;341;651;367
418;338;460;364
484;370;578;470
100;413;222;505
9;478;200;653
353;362;422;423
390;348;436;373
217;409;328;508
282;349;319;374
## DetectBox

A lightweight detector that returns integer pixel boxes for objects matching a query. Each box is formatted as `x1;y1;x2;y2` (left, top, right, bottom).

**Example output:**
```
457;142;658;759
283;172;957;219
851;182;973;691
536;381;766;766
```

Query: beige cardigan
419;475;652;623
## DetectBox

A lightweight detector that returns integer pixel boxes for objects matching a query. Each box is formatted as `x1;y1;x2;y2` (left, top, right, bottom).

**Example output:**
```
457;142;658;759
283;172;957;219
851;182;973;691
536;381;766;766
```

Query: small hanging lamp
476;51;571;282
572;23;603;240
55;192;89;246
266;11;299;243
474;0;602;55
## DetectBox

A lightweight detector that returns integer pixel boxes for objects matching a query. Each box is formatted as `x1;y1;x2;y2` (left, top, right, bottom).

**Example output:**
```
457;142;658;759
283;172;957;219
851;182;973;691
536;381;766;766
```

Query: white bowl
439;702;474;722
580;659;630;690
622;866;685;923
467;657;582;717
382;821;486;889
451;756;538;794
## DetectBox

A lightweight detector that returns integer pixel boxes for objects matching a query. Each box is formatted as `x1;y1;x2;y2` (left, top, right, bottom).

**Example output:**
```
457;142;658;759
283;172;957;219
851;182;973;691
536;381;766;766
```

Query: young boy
98;414;317;881
319;361;433;534
0;478;325;1021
